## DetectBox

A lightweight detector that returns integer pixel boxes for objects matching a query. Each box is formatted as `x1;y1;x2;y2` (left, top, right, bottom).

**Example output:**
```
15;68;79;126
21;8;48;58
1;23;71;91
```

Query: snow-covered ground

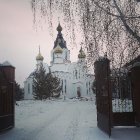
0;98;140;140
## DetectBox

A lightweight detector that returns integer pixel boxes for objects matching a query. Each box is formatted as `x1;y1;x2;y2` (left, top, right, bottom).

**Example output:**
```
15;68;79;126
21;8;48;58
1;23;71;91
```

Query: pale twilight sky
0;0;82;87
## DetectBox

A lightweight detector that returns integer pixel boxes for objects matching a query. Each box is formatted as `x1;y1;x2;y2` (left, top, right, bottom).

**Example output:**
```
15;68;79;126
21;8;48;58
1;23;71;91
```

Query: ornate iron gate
0;65;15;132
111;72;135;126
94;58;111;136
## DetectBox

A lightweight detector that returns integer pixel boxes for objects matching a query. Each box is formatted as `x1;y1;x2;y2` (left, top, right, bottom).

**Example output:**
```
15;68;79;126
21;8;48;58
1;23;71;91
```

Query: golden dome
36;46;44;61
78;47;86;58
36;53;44;61
54;46;63;53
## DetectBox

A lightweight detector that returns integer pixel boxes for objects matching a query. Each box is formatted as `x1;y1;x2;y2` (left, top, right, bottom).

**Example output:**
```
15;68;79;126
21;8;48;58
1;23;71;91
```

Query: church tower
36;46;44;70
51;23;71;65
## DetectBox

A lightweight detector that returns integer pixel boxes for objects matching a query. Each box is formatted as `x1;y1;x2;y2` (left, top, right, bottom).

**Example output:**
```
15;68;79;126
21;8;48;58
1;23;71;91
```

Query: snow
2;61;13;66
0;98;140;140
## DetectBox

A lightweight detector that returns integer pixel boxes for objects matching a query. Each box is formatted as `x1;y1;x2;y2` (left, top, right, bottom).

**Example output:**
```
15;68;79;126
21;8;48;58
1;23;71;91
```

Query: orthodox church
24;23;94;99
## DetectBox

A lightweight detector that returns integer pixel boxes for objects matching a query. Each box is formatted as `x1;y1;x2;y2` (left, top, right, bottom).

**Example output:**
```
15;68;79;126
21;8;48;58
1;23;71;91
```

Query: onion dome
54;46;63;53
36;46;44;61
78;47;86;58
36;53;44;61
57;23;62;32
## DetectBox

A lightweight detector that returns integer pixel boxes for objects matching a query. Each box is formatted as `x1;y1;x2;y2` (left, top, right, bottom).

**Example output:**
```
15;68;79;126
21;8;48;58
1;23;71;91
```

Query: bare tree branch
113;0;140;43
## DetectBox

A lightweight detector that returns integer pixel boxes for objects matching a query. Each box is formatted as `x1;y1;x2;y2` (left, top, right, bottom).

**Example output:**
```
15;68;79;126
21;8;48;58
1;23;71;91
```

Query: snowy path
0;99;140;140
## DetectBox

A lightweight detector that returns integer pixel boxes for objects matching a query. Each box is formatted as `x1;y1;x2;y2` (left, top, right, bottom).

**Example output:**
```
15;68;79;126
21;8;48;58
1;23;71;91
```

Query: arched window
75;70;77;79
28;83;30;94
86;82;88;94
53;53;54;61
62;80;63;94
65;79;66;93
89;82;90;92
65;52;67;60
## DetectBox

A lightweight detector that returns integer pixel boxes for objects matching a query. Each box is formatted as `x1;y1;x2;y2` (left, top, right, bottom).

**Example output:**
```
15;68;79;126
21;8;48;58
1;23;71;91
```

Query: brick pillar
0;65;15;132
94;57;110;97
94;57;112;136
131;65;140;126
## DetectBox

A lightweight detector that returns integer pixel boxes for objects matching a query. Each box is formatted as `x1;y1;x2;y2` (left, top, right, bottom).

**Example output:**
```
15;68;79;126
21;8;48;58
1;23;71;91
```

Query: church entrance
77;87;81;98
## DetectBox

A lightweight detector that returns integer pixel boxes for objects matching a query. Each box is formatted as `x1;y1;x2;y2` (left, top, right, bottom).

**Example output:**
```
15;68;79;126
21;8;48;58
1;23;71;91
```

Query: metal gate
94;58;111;136
0;64;15;132
94;57;140;136
111;72;135;126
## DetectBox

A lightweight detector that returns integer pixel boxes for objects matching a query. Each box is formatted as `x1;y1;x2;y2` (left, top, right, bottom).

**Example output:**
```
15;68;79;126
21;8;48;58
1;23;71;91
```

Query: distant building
24;23;94;99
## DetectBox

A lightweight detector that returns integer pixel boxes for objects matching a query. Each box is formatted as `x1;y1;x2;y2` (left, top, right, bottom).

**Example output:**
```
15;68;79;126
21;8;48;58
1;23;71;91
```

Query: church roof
53;23;67;49
28;72;35;78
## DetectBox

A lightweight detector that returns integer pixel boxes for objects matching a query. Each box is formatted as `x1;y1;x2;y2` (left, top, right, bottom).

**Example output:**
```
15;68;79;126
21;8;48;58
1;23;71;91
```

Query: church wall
24;78;33;100
54;53;63;63
65;73;72;98
24;61;94;100
62;49;70;61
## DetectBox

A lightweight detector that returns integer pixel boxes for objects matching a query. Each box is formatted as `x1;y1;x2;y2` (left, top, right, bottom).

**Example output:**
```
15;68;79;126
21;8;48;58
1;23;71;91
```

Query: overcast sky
0;0;81;87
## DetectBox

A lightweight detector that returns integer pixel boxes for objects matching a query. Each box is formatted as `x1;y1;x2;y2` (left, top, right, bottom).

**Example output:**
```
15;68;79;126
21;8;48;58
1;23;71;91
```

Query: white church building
24;24;94;99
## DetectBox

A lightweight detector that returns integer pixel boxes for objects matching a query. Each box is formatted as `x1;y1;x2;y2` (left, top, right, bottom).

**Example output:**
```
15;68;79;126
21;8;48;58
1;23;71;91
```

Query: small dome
36;52;44;61
54;46;63;53
78;47;86;58
36;46;44;61
57;23;62;32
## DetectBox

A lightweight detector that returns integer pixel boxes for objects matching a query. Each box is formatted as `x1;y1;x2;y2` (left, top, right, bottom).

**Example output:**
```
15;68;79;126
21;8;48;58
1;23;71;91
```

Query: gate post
94;56;112;136
0;63;15;132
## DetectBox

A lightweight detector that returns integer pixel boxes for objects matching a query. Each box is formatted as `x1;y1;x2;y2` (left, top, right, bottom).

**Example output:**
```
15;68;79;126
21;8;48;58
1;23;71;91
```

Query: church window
65;80;66;93
62;80;63;94
53;53;54;61
89;82;91;92
86;82;88;94
28;83;30;94
75;70;77;79
65;52;67;60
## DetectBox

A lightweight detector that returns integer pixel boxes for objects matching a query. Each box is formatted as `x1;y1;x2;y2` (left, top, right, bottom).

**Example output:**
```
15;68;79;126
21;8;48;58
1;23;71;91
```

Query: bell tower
51;23;71;65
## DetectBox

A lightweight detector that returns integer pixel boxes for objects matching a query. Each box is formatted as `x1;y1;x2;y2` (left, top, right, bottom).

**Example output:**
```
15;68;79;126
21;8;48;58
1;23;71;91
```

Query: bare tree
31;0;140;70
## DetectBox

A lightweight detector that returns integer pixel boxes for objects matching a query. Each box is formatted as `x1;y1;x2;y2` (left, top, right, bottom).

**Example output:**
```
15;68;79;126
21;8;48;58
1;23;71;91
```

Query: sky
0;0;81;87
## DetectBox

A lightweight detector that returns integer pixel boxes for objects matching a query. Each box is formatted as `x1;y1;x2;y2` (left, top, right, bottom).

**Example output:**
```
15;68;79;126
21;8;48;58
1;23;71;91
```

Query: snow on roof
2;61;12;66
2;61;14;67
